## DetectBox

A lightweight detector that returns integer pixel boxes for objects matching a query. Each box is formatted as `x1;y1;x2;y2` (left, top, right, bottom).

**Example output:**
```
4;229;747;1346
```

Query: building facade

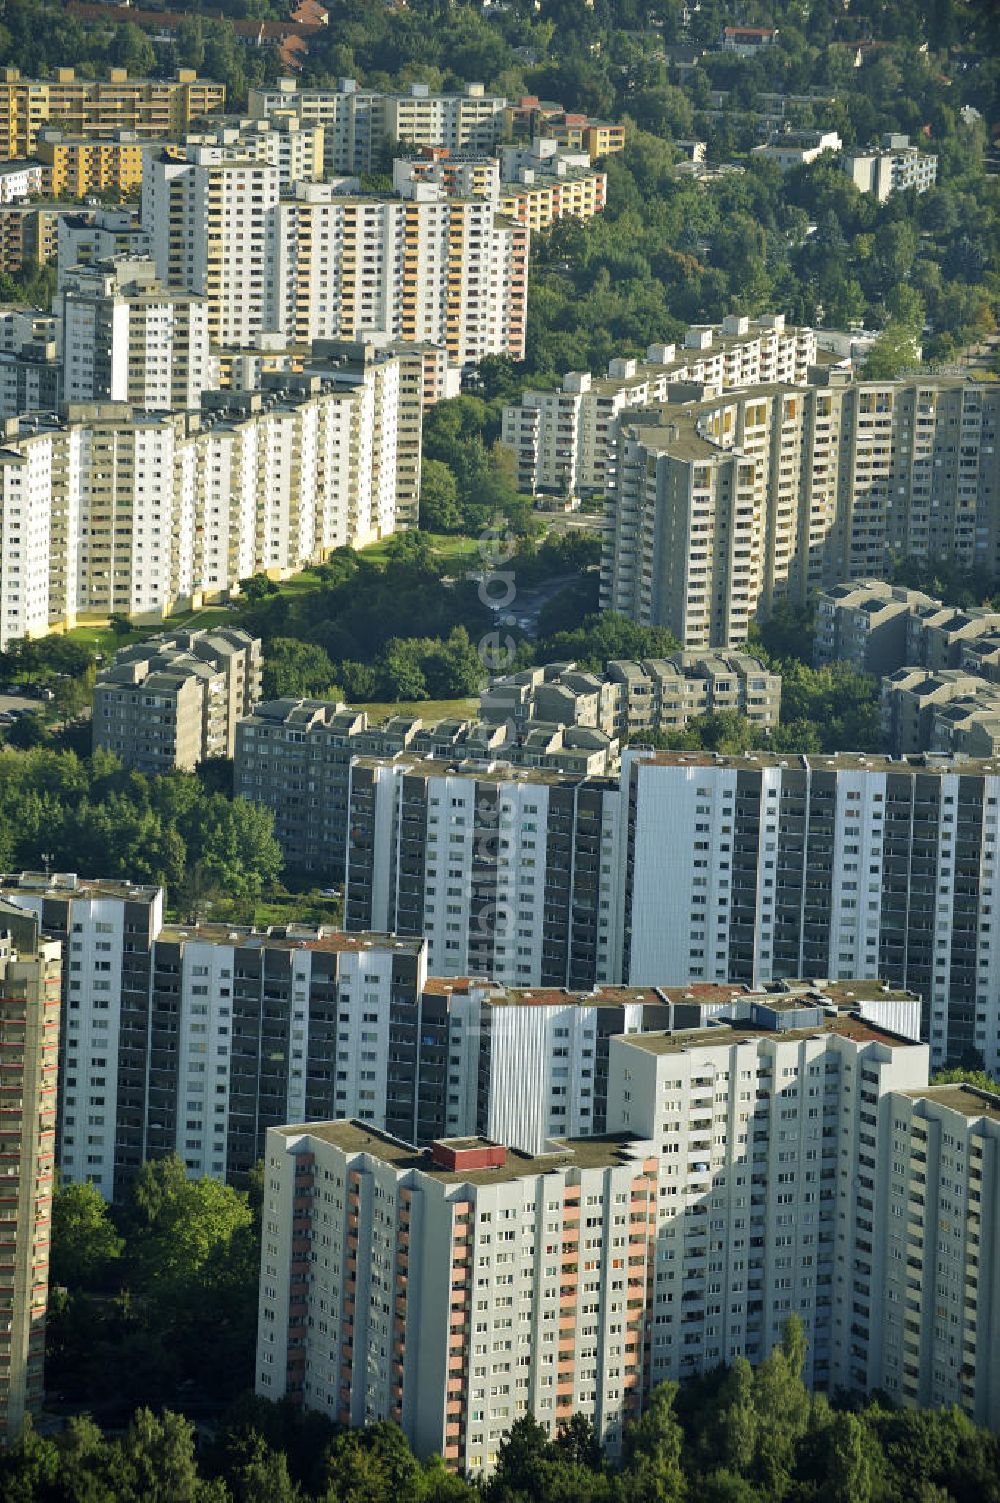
60;257;214;411
601;374;1000;649
620;749;1000;1072
93;627;262;772
344;757;624;989
248;78;507;175
502;314;817;498
272;183;529;369
0;66;225;159
0;900;61;1442
0;360;417;645
260;1014;1000;1469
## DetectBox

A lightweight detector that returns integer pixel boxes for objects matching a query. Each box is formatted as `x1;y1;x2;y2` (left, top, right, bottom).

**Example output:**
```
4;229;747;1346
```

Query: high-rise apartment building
0;874;433;1200
93;627;261;772
502;314;816;498
256;1122;660;1468
56;206;151;289
0;900;61;1442
601;373;1000;649
873;1082;1000;1427
60;257;214;410
607;1013;929;1395
0;361;416;645
344;757;624;988
619;748;1000;1072
143;148;281;349
0;66;225;159
260;1007;978;1471
248;78;507;175
181;113;326;189
272;182;528;369
143;145;529;371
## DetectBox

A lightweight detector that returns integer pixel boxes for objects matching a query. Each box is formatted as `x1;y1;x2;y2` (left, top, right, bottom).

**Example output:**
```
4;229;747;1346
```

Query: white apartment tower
272;183;529;369
257;1124;658;1471
620;749;1000;1074
60;257;214;410
873;1083;1000;1428
143;148;281;347
607;1016;929;1395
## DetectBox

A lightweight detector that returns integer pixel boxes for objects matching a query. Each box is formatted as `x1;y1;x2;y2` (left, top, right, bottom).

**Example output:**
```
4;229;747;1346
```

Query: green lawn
64;605;235;658
359;697;479;723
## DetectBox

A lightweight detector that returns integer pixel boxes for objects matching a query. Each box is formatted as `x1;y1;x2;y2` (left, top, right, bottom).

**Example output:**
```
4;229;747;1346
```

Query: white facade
60;258;214;410
874;1084;1000;1429
621;750;1000;1073
502;314;816;497
0;359;415;638
272;185;528;368
0;160;43;203
248;78;507;174
143;149;281;347
257;1123;658;1471
608;1019;929;1392
0;426;58;644
601;376;1000;650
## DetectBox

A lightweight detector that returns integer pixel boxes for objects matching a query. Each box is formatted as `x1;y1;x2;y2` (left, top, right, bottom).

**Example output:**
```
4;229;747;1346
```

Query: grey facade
93;627;261;772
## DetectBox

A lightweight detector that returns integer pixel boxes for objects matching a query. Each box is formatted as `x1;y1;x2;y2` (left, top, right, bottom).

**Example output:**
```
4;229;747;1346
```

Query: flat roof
619;1014;913;1055
902;1084;1000;1122
630;750;1000;775
277;1119;652;1182
155;923;422;955
0;873;160;902
351;753;606;786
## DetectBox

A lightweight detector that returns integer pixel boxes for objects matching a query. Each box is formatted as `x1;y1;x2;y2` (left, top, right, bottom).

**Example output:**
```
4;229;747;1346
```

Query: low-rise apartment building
842;135;938;200
93;628;261;772
881;667;1000;757
814;579;938;673
479;655;781;738
0;66;225;159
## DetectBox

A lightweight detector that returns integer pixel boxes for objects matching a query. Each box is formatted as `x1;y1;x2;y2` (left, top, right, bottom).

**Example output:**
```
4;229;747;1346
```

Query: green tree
51;1180;123;1291
261;638;339;699
420;459;463;533
190;797;283;902
125;1156;253;1301
864;320;923;379
620;1382;687;1503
